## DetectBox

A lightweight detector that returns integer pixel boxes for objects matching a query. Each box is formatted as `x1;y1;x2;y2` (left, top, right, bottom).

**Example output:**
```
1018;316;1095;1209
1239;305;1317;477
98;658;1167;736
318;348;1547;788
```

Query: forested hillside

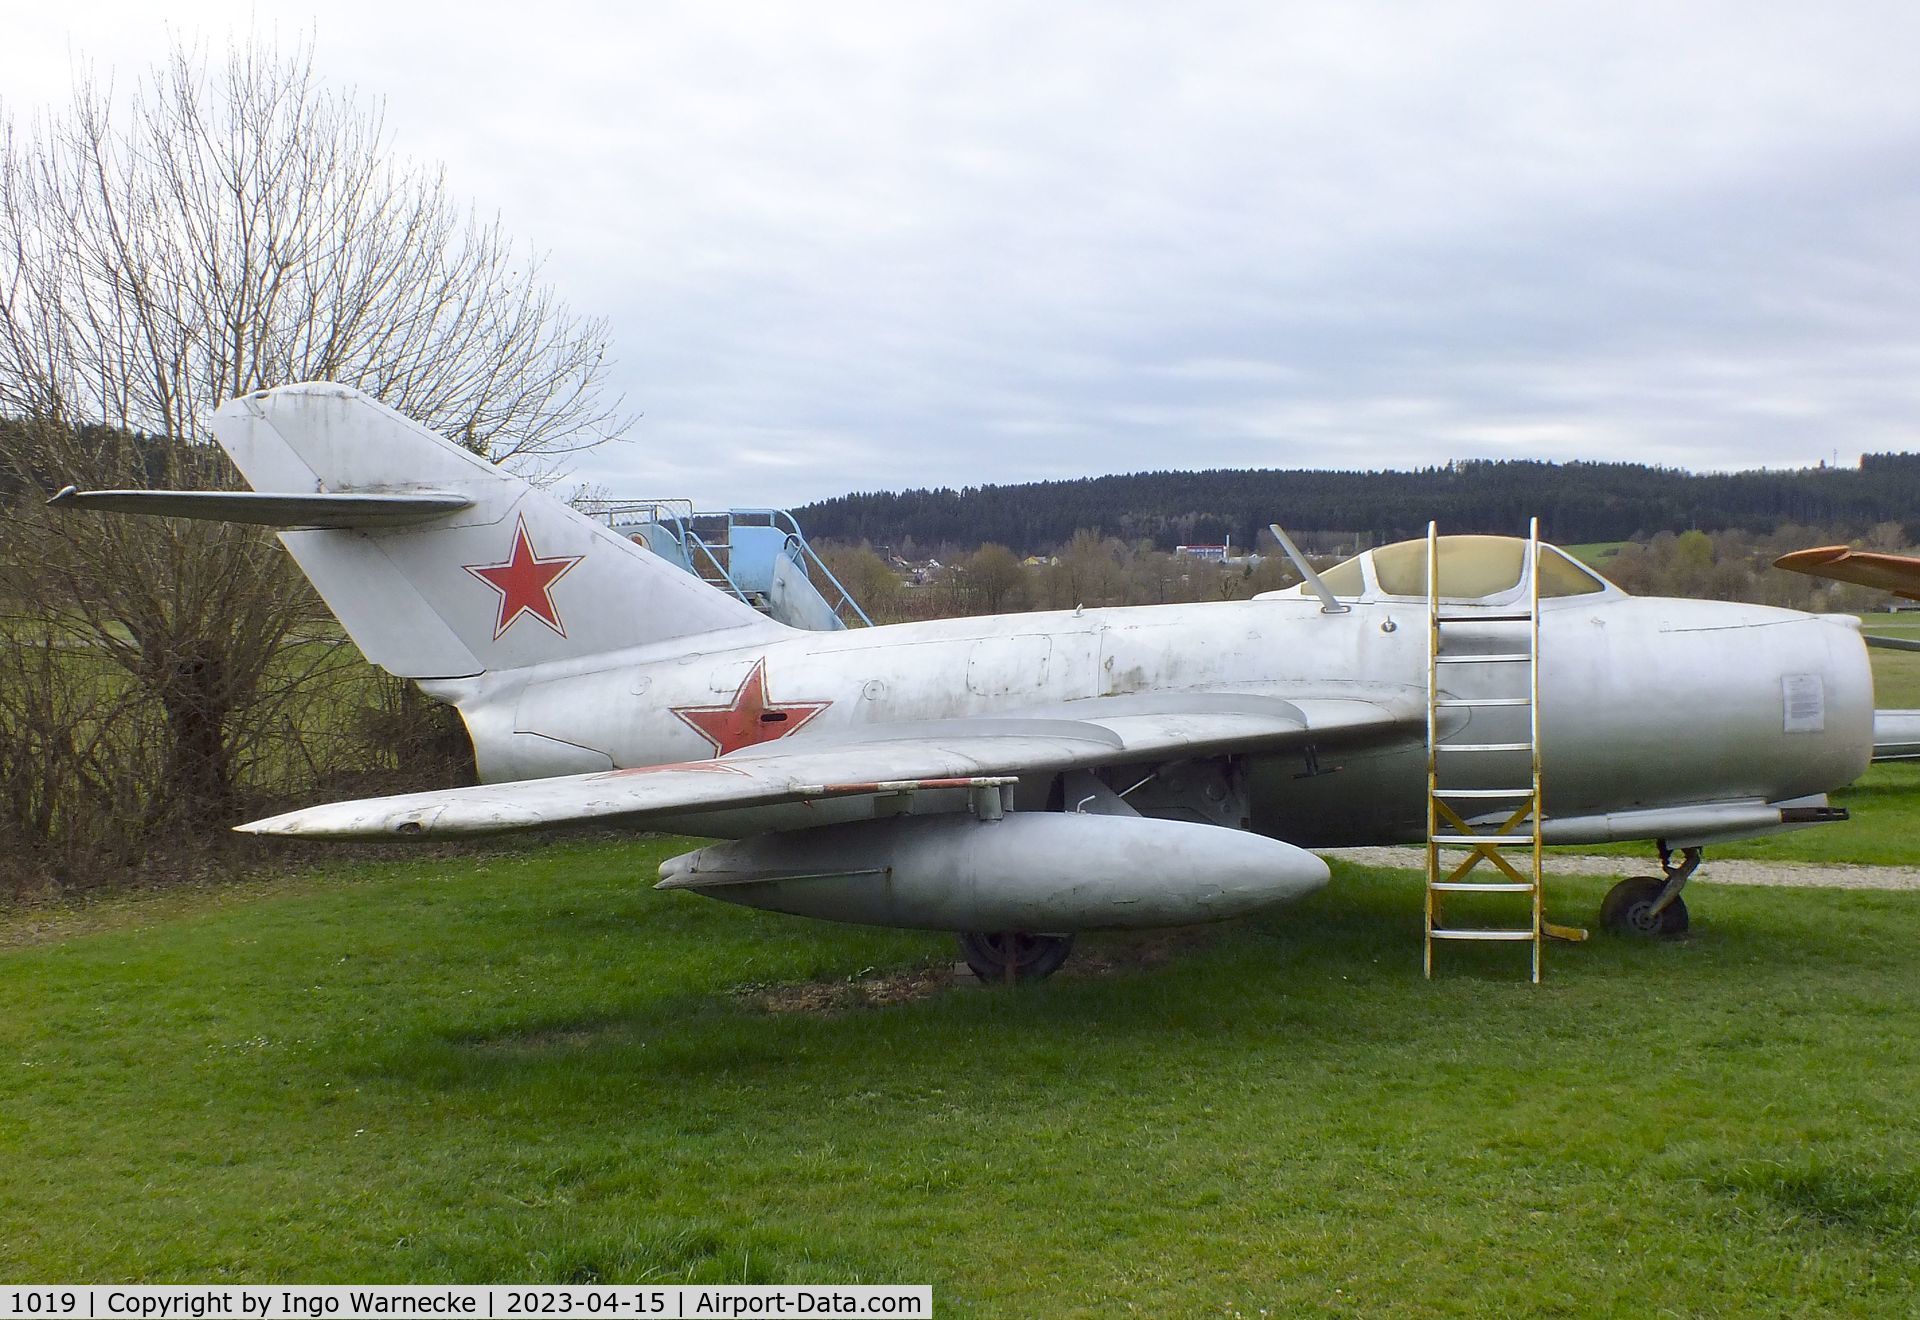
799;454;1920;555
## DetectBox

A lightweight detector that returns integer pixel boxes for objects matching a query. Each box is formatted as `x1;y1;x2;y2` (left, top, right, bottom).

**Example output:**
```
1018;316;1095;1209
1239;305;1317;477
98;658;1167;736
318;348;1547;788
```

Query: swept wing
1774;545;1920;600
239;693;1410;838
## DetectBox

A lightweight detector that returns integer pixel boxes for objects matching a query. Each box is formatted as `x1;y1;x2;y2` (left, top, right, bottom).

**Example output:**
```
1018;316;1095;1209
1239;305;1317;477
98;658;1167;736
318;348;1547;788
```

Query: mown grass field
1864;615;1920;707
5;838;1920;1314
3;601;1917;1310
1562;540;1628;569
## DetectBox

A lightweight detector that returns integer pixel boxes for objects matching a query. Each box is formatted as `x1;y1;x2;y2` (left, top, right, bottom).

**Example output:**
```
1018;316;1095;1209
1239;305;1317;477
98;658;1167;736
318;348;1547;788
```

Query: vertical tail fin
211;383;785;678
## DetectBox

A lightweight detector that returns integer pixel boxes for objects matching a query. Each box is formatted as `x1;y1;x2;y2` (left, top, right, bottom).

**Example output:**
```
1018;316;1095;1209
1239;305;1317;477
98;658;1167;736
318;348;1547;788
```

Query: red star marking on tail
463;515;585;639
672;659;830;756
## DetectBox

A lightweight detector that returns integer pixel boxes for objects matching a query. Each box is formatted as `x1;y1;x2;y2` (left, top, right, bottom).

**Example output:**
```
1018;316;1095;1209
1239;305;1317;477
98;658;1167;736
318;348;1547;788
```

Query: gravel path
1324;846;1920;891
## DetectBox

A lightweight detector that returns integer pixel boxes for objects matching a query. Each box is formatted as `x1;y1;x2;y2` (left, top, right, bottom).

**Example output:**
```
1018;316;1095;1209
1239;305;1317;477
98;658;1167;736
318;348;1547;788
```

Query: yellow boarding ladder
1424;518;1583;981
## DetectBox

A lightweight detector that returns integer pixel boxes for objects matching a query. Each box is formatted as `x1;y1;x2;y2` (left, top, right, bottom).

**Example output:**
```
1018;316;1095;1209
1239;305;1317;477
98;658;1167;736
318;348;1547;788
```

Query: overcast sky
7;3;1920;507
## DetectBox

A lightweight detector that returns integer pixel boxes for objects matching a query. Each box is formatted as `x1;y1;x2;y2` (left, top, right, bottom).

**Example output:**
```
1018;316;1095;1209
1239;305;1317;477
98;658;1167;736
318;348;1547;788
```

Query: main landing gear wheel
958;931;1075;983
1599;876;1691;938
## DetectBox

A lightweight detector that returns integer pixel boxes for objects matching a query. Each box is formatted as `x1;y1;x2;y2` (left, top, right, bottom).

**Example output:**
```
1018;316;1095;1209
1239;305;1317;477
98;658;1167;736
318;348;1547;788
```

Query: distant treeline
0;418;181;493
798;455;1920;555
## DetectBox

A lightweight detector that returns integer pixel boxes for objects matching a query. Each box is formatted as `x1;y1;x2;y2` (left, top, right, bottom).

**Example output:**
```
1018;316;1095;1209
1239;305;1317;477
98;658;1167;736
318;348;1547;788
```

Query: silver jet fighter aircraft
55;384;1874;979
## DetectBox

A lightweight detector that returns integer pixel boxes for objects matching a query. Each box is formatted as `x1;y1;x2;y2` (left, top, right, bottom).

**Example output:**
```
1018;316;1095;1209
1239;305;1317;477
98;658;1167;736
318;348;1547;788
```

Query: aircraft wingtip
1773;546;1850;572
233;807;316;836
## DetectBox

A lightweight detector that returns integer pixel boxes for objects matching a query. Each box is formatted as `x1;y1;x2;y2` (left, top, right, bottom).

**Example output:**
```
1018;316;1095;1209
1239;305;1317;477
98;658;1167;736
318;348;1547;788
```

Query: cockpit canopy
1269;534;1614;604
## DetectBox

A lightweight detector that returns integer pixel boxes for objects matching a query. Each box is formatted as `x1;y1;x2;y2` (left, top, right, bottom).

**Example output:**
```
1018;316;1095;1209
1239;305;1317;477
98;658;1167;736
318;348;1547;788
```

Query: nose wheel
1600;845;1699;938
958;931;1075;983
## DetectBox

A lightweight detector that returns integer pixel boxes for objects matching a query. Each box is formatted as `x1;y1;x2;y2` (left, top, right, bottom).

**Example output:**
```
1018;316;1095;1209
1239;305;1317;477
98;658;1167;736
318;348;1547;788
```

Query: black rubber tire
957;931;1075;983
1599;876;1690;938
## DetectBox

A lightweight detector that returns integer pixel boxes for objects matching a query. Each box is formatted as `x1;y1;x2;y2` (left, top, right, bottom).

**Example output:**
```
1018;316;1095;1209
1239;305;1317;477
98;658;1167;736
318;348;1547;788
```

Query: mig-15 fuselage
55;384;1873;979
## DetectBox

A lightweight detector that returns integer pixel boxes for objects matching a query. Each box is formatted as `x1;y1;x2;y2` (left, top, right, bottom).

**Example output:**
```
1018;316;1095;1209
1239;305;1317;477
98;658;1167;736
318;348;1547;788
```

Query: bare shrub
0;38;625;893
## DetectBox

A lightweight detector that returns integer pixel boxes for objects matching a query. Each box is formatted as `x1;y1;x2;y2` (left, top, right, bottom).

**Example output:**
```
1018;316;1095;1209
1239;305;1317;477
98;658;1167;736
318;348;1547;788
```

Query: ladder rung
1436;742;1533;753
1435;653;1532;664
1435;613;1534;623
1433;787;1535;798
1429;881;1536;892
1432;833;1536;845
1429;928;1537;941
1434;697;1530;708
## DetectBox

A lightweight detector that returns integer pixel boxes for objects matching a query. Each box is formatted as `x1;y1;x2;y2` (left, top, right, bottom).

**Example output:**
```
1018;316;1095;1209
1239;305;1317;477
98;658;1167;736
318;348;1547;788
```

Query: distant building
899;557;942;586
1175;544;1229;563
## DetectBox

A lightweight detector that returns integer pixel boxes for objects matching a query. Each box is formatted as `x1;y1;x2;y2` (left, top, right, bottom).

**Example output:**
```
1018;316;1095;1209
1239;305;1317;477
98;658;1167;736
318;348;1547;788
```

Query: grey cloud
7;2;1920;505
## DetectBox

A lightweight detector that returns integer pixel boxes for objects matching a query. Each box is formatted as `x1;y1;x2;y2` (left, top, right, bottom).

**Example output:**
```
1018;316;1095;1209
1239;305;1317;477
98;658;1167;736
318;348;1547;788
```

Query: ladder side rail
659;507;697;558
1528;515;1544;982
1528;514;1543;978
683;529;753;604
1427;517;1553;980
771;509;807;540
779;530;857;623
726;509;876;628
1425;519;1441;978
689;514;734;557
642;511;696;572
787;531;877;628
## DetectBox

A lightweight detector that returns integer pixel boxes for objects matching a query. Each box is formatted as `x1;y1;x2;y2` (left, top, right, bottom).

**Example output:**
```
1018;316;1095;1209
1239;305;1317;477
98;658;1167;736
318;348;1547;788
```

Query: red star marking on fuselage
463;515;585;640
671;659;831;757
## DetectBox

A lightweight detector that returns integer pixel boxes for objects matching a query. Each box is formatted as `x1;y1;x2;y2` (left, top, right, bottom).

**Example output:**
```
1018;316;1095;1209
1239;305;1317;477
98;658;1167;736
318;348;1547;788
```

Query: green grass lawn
1862;617;1920;637
5;839;1920;1314
1868;626;1920;707
1874;652;1920;708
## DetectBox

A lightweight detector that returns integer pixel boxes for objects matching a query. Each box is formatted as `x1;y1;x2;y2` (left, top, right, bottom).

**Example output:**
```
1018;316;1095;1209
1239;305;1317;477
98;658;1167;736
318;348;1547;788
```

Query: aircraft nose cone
1825;621;1877;779
1742;604;1874;798
1545;598;1875;810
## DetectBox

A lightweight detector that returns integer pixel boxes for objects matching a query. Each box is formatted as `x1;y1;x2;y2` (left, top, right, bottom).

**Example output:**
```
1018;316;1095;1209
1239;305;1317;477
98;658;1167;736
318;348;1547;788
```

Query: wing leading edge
238;694;1412;839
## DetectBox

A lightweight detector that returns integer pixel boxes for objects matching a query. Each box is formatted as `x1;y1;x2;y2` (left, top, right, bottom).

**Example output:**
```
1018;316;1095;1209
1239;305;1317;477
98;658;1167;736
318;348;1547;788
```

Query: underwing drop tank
656;811;1331;930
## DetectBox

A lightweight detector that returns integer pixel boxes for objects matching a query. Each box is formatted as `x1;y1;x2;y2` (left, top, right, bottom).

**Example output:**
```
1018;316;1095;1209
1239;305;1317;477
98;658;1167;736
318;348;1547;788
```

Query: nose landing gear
1599;844;1700;938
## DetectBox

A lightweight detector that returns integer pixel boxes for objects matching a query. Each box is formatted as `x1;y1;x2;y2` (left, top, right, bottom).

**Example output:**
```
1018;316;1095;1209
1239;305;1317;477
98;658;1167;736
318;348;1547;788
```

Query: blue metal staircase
581;499;872;630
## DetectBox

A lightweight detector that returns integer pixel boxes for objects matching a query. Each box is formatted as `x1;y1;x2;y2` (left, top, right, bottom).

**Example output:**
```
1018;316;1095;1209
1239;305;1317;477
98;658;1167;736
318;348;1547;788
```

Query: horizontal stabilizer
48;486;473;528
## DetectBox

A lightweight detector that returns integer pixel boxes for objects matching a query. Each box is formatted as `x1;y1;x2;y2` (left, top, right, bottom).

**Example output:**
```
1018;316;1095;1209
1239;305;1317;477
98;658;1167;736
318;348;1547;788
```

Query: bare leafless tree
0;38;624;877
0;37;625;464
